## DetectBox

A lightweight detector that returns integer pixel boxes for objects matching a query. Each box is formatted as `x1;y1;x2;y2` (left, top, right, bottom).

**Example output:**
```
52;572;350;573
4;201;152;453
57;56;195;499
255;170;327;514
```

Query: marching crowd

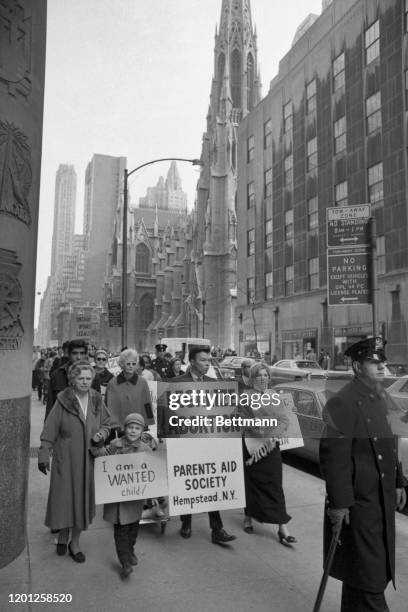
33;337;407;610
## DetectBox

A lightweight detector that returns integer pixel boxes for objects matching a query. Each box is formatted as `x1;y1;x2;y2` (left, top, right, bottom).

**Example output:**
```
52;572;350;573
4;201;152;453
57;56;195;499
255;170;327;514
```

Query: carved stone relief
0;119;32;225
0;248;24;350
0;1;32;98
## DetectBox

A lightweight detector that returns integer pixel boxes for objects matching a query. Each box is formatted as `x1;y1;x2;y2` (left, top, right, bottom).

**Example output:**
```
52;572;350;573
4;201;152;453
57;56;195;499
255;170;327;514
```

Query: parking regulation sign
327;247;371;305
326;204;371;247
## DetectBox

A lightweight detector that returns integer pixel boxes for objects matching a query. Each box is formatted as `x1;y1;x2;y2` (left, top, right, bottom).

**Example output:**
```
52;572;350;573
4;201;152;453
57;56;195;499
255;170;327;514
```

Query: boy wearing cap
319;337;406;611
91;413;151;579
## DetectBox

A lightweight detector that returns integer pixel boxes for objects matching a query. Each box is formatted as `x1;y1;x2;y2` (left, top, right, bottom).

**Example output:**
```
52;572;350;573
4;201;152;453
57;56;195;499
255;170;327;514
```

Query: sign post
108;301;122;327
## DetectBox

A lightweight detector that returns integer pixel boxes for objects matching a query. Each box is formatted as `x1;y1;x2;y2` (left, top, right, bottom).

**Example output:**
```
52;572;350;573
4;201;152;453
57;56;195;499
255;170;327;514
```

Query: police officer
151;343;170;378
319;337;406;611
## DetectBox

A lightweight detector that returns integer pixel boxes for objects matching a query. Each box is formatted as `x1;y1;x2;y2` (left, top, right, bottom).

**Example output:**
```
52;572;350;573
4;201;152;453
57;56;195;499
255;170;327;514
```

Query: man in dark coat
319;337;406;611
167;345;237;546
45;339;100;421
236;358;255;393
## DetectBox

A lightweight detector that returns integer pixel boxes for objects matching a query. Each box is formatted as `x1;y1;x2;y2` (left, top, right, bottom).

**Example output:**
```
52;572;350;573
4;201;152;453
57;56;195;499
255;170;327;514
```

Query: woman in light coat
38;361;112;562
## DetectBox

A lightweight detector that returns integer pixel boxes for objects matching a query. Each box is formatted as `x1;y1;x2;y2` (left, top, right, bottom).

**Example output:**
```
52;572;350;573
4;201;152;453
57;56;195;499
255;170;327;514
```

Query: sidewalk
1;396;408;611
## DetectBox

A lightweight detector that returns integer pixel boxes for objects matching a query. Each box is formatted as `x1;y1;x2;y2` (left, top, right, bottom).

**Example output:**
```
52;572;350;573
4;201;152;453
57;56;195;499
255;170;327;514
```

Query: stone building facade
236;0;408;363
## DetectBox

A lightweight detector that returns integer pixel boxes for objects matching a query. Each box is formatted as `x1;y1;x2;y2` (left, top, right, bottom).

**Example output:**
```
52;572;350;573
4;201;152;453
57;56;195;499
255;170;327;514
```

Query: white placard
166;438;245;515
94;447;168;504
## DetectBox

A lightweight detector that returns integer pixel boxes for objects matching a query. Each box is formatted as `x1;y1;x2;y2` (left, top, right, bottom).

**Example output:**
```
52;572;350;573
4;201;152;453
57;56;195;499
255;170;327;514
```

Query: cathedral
193;0;261;348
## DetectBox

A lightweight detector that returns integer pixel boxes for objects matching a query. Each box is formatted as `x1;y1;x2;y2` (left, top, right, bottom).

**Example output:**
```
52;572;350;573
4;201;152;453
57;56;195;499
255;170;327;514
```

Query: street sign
326;204;371;247
327;246;371;305
108;301;122;327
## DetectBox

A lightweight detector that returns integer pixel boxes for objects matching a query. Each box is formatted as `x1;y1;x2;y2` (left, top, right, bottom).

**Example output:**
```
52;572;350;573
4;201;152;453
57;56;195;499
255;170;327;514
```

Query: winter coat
38;387;112;530
319;377;404;592
99;437;151;525
105;372;153;428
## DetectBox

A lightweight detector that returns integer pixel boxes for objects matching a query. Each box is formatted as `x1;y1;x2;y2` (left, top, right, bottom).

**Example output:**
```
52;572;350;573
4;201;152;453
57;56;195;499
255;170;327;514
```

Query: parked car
387;376;408;409
219;356;260;381
385;363;408;377
325;367;397;389
269;359;327;385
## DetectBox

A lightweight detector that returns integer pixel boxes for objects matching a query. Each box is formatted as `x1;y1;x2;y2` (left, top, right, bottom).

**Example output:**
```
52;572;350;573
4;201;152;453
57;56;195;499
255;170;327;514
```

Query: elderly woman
38;361;112;562
166;356;183;379
238;362;296;545
105;348;154;428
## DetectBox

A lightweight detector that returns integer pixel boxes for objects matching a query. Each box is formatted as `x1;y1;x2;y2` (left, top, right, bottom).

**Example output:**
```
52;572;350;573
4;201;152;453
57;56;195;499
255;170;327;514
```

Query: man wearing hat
151;343;170;379
319;337;406;611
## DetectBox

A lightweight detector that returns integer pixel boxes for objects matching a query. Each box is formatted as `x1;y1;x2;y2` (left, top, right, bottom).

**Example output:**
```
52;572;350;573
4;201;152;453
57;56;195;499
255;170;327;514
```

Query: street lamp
201;284;214;339
121;157;202;347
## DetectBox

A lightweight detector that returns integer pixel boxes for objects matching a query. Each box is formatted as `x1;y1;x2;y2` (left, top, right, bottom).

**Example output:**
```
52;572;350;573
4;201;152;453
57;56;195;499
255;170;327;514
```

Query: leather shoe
129;553;138;565
68;543;86;563
211;528;236;545
120;563;133;579
180;522;191;539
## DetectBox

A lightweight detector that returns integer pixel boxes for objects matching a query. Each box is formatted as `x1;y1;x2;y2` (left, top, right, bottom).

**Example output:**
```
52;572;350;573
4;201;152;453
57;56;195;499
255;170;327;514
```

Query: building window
306;79;317;114
377;235;385;274
406;0;408;33
247;228;255;256
247;134;254;162
264;168;272;197
264;118;272;148
368;162;383;205
285;265;294;296
365;20;379;65
247;181;255;209
309;257;319;290
136;243;150;273
247;277;255;304
307;196;319;230
284;154;293;188
265;272;273;300
334;116;346;154
139;293;154;328
265;219;273;248
285;209;294;242
333;52;345;91
307;137;318;172
366;91;382;134
335;181;348;206
283;101;293;133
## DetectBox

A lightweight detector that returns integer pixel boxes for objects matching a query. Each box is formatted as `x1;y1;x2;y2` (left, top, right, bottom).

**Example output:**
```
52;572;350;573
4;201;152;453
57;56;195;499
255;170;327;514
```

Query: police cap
155;343;168;352
344;336;387;363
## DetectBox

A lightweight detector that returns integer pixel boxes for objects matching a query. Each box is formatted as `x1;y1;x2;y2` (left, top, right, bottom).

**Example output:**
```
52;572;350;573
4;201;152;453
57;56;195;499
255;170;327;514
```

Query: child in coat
91;412;151;579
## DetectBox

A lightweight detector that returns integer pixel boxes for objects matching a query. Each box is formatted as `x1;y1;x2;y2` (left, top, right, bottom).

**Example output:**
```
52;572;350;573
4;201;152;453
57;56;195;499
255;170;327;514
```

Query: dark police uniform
151;344;169;379
319;338;405;611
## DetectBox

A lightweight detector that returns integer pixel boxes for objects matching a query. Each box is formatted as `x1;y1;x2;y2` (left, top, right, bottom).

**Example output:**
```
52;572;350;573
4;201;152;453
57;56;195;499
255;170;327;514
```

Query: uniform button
367;417;371;423
381;473;385;478
378;454;383;460
357;401;362;406
369;394;375;400
373;436;378;442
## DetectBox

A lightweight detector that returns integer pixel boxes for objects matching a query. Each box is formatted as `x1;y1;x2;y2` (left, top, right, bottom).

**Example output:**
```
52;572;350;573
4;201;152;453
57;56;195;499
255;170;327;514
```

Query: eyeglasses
126;362;137;366
96;358;107;362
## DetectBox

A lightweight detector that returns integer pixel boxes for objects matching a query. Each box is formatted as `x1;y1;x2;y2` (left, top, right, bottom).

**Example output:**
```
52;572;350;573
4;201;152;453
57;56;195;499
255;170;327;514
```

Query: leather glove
396;487;407;511
38;462;50;475
91;431;106;447
327;507;350;534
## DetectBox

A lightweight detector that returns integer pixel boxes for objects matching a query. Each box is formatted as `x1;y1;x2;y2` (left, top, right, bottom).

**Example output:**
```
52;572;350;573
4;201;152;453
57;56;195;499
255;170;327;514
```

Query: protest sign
94;447;168;504
275;392;304;451
147;380;158;438
166;437;245;515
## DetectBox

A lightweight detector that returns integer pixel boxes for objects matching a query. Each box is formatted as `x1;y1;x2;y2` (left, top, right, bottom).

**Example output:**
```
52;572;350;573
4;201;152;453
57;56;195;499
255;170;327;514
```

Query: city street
1;396;408;612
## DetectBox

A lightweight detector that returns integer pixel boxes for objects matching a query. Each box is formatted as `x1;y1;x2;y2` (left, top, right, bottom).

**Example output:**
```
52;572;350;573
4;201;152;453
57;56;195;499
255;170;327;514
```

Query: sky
35;0;323;323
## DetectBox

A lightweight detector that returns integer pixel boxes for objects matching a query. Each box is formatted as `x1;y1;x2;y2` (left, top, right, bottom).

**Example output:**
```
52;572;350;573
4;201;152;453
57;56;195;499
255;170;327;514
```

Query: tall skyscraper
50;164;77;276
82;154;126;304
194;0;261;347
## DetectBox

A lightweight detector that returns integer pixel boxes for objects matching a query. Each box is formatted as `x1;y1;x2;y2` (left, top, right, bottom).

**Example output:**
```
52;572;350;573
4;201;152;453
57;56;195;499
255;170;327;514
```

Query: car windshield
296;361;320;369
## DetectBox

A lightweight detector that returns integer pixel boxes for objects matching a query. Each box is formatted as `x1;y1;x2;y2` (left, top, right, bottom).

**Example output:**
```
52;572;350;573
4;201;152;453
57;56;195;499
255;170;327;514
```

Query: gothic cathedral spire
193;0;261;349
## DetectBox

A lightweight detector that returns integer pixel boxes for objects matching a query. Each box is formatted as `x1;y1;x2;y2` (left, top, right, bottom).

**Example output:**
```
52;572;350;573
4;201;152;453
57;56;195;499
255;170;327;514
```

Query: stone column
0;0;47;568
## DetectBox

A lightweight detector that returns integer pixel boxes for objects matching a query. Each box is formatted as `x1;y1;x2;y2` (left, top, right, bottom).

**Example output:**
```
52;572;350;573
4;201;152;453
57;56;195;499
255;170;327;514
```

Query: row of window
246;236;385;302
247;160;383;211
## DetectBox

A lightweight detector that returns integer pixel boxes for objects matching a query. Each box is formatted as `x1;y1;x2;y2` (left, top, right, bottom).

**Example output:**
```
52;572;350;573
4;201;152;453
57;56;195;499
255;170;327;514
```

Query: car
269;359;327;385
385;363;408;377
273;380;346;462
218;356;260;381
325;367;397;389
387;376;408;410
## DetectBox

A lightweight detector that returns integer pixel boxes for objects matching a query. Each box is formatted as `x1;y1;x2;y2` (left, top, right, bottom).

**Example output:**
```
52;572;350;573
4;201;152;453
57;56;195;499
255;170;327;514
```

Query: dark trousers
113;522;139;566
341;584;389;612
180;511;223;531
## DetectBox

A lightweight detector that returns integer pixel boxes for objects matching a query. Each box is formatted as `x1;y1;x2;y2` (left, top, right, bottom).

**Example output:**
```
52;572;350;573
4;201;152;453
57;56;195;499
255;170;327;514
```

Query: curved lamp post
121;157;202;347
